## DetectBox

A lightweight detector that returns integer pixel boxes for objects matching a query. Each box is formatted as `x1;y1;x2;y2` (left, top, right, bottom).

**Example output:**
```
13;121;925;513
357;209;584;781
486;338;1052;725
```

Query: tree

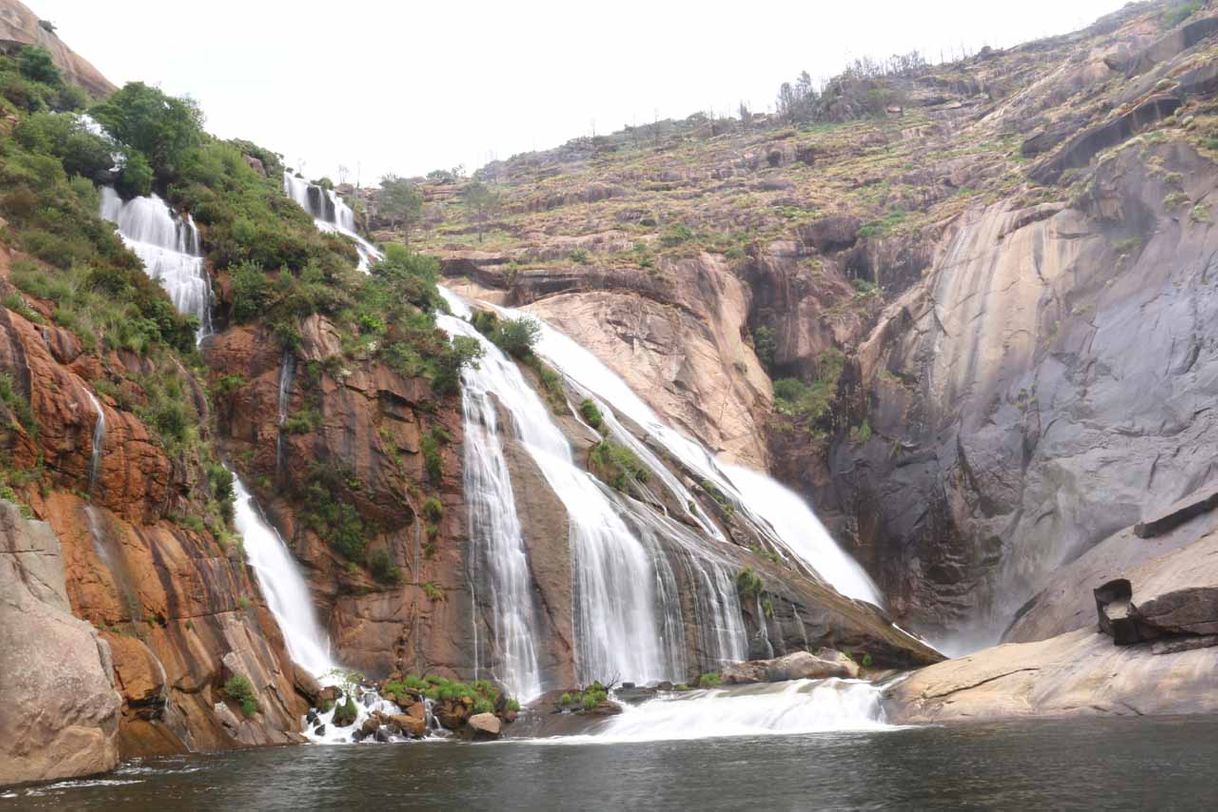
18;46;60;86
463;181;502;243
378;174;423;244
90;82;204;179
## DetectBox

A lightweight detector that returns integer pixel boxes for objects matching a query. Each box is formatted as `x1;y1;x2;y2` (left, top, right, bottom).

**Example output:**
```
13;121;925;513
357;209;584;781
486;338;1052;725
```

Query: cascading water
438;307;685;686
99;187;212;340
495;304;881;606
232;475;335;677
82;388;105;496
282;172;382;271
582;679;892;743
461;366;545;701
275;349;296;480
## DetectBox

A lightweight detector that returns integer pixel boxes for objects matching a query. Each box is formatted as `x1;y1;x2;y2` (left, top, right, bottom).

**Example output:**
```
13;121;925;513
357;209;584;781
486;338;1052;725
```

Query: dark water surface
5;716;1217;810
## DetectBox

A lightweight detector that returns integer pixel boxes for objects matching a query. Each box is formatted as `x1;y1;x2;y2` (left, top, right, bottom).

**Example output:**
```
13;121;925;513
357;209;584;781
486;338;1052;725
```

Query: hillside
376;0;1218;643
5;0;1218;792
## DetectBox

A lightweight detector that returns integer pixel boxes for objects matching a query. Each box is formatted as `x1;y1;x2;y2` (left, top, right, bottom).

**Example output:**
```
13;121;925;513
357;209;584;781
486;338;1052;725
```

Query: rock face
886;628;1218;723
838;138;1218;636
721;649;859;684
0;292;308;759
0;500;121;787
208;322;482;681
0;0;115;96
515;254;774;468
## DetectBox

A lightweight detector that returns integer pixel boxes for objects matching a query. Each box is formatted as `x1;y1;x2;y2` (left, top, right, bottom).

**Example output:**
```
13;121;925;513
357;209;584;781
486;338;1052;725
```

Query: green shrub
578;398;604;430
588;439;650;491
222;674;260;718
422;496;443;522
18;47;60;85
493;317;540;358
771;349;845;425
660;223;695;247
368;548;402;585
0;373;37;435
299;467;369;562
569;248;590;264
421;428;444;483
697;673;722;688
736;566;765;598
751;325;776;371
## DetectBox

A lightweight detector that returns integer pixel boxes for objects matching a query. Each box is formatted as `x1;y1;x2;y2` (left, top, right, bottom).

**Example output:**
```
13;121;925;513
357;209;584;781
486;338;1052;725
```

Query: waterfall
82;388;105;496
438;309;684;686
232;474;335;678
282;172;382;272
585;679;892;743
497;305;881;606
99;187;211;341
104;179;335;684
461;366;544;701
275;349;296;480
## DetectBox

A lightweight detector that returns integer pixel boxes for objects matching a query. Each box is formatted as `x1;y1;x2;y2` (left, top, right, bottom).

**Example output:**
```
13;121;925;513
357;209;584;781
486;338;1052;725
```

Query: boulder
389;714;427;738
292;665;324;707
722;649;860;685
467;712;502;740
435;698;470;730
0;501;122;787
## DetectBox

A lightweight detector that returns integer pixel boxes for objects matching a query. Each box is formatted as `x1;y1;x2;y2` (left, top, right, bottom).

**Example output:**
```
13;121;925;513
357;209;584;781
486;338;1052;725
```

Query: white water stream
233;476;335;677
439;307;685;686
492;301;881;606
282;172;382;271
99;187;211;340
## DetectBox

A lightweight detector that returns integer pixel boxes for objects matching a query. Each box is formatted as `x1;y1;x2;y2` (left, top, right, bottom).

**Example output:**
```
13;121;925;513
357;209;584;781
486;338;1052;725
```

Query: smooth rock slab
886;629;1218;723
722;649;860;684
0;501;121;787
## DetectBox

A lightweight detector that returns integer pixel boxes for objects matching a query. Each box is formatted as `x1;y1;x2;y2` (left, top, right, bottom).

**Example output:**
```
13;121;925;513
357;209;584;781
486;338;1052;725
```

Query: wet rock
887;628;1218;723
722;649;860;685
332;695;358;728
388;714;427;738
467;712;502;740
435;698;471;730
360;715;381;737
313;724;326;737
292;666;324;708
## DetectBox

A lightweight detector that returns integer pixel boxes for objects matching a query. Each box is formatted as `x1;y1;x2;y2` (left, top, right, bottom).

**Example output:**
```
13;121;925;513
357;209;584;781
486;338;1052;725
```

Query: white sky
33;0;1128;183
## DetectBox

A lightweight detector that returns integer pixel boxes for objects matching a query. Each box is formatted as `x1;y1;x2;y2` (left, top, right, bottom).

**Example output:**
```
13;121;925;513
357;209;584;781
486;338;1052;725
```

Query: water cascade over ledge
233;475;335;677
586;679;892;743
491;297;881;606
282;172;383;271
439;305;689;687
99;187;211;340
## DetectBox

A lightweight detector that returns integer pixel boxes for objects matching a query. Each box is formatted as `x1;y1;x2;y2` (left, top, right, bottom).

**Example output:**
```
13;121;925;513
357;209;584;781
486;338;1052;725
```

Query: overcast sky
34;0;1128;184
